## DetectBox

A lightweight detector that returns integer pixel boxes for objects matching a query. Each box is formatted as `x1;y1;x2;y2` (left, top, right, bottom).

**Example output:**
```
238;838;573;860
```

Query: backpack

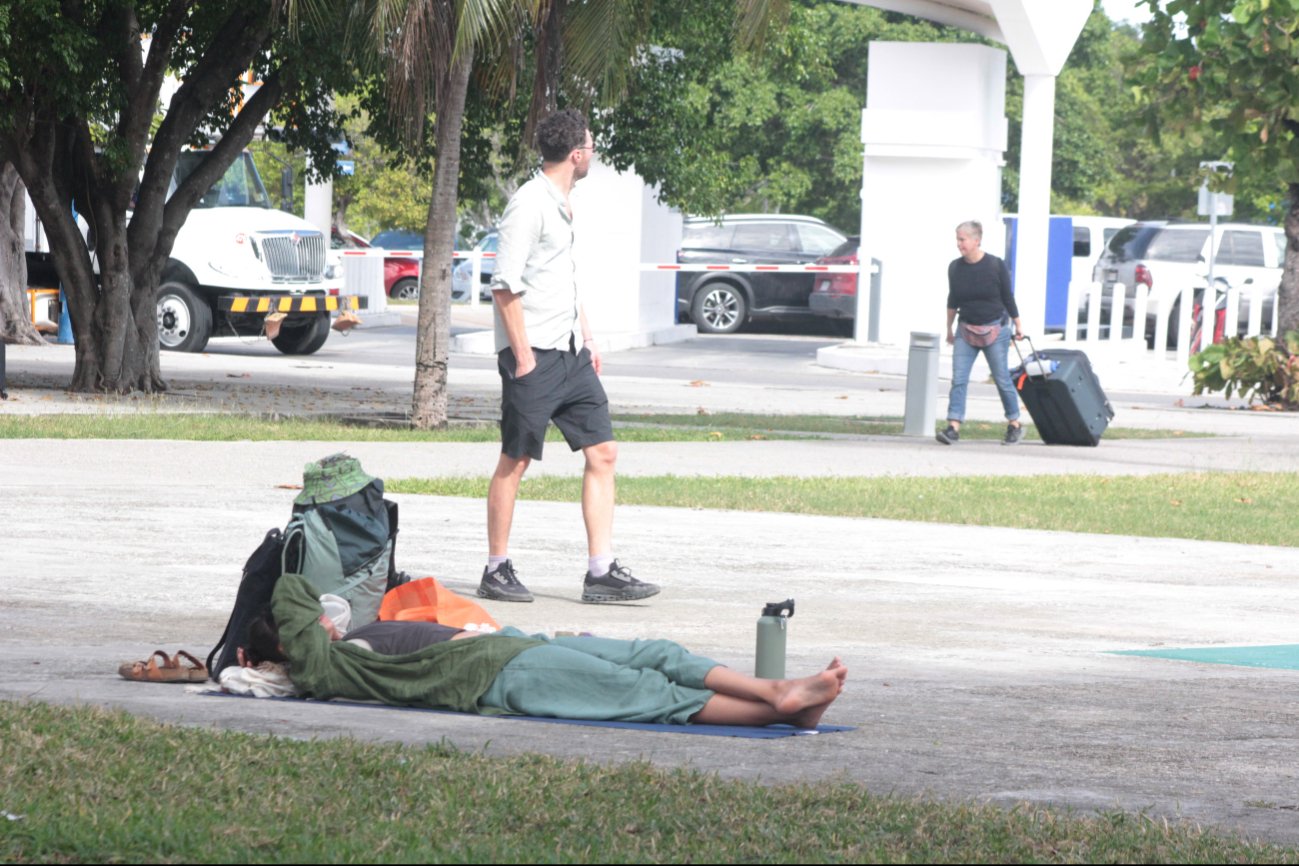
206;527;287;681
282;464;396;629
207;454;409;682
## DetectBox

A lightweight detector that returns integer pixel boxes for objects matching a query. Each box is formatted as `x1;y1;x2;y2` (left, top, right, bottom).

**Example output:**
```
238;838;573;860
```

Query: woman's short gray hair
956;220;982;240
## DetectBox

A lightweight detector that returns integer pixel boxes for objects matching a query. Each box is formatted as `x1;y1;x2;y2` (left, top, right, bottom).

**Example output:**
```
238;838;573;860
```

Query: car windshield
825;238;858;258
174;151;272;209
1145;228;1210;262
1105;224;1149;259
371;231;423;249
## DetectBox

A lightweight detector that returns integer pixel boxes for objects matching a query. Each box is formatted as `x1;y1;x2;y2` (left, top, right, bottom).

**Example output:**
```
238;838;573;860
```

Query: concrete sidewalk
4;324;1299;846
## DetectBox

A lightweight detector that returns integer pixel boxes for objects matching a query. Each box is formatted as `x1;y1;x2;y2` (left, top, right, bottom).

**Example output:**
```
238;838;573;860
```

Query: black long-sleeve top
946;253;1018;326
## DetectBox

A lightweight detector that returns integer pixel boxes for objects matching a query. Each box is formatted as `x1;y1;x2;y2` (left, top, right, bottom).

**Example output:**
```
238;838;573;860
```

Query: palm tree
369;0;786;428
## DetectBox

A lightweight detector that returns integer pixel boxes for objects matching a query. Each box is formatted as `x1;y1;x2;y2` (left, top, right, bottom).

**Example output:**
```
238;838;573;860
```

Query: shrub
1189;330;1299;408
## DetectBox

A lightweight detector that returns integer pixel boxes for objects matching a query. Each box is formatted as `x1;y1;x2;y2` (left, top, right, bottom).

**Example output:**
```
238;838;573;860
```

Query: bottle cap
761;598;795;618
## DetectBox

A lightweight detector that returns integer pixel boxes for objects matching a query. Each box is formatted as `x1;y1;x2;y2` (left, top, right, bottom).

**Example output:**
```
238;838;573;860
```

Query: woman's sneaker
936;425;960;445
582;560;660;604
1003;423;1025;446
478;560;534;602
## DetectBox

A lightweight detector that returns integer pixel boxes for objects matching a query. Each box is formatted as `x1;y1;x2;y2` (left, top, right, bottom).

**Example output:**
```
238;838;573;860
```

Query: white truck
24;149;363;354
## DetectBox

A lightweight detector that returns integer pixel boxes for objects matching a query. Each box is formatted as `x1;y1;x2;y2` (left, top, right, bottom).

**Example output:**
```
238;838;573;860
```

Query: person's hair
245;609;288;666
536;109;590;163
956;220;983;241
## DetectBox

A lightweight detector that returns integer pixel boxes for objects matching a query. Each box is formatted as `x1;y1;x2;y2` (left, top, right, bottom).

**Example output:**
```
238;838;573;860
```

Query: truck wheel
690;282;747;334
390;278;419;300
272;313;330;355
156;281;212;352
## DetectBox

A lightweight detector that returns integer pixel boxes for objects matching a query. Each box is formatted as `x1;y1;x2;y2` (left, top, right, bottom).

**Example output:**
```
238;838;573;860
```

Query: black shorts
498;346;613;460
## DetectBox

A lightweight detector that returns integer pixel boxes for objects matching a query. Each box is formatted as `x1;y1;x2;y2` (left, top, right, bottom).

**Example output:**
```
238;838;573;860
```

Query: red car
333;228;422;300
808;236;881;339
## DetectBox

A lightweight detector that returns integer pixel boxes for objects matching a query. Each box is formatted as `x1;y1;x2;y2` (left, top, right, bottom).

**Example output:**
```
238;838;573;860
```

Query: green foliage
1134;0;1299;216
601;0;965;227
1189;330;1299;407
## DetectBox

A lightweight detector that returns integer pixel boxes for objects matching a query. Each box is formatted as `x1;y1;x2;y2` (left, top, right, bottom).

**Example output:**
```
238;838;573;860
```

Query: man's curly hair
536;109;589;163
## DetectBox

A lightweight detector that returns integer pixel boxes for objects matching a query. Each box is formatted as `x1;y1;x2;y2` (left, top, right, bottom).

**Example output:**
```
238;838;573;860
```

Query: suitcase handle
1011;334;1044;392
1011;334;1038;369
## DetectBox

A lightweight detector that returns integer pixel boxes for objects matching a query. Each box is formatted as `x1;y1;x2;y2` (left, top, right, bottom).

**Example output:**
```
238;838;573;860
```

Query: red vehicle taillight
814;252;859;296
1135;263;1153;289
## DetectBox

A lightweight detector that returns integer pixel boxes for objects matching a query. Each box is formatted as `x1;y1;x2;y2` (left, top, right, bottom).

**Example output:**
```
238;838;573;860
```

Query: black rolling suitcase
1011;337;1114;446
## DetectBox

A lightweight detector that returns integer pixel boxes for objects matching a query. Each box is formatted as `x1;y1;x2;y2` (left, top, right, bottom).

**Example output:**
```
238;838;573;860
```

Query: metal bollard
902;331;940;437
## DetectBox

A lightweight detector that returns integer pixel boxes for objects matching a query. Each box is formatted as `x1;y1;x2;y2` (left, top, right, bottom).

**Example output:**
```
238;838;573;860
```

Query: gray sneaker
1003;423;1025;446
478;560;534;602
581;560;660;604
936;424;960;445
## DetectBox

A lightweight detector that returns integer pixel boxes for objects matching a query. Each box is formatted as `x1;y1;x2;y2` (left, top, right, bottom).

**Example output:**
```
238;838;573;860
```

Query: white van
1002;214;1134;331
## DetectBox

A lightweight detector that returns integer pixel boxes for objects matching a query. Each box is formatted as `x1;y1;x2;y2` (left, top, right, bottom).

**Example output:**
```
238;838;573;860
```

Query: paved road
4;317;1299;847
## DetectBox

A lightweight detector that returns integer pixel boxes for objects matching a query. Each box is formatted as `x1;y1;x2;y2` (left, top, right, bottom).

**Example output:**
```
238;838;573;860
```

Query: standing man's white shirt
490;173;584;354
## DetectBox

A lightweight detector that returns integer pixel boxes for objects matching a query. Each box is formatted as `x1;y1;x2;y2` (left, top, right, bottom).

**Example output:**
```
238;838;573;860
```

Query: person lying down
235;573;847;728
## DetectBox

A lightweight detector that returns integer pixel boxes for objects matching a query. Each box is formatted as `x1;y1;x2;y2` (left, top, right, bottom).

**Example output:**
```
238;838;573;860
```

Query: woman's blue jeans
945;324;1021;423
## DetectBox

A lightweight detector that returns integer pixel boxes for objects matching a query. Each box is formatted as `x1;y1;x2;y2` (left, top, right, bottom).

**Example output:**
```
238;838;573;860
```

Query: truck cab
155;150;353;353
26;150;360;354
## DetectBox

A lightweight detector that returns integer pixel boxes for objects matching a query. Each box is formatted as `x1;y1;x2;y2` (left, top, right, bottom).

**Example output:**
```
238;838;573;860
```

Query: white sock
588;554;614;577
487;555;509;572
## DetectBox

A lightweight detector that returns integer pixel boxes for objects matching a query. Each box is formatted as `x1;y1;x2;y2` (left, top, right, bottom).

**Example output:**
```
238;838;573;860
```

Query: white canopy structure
837;0;1092;344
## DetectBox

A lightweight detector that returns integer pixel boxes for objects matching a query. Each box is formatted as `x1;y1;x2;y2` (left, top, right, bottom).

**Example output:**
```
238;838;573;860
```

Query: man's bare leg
692;659;848;728
580;440;617;556
487;453;531;556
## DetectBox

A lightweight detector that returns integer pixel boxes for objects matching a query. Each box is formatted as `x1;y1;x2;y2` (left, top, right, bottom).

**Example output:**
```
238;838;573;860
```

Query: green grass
1;701;1291;864
388;472;1299;547
613;412;1196;441
0;414;799;443
0;412;1189;442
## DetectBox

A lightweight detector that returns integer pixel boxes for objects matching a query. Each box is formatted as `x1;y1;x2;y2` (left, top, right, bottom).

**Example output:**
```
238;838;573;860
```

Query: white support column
304;168;332;235
1014;73;1056;336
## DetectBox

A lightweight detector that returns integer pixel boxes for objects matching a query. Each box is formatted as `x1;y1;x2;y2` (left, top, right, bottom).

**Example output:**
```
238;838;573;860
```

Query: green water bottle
755;599;795;679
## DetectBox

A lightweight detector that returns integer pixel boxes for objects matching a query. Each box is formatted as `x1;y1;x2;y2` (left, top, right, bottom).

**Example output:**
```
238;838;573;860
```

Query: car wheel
691;283;747;334
156;281;212;353
272;313;331;355
390;278;419;301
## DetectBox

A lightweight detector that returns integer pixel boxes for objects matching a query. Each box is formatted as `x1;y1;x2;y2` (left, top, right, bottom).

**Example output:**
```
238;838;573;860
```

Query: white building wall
572;158;688;349
859;42;1008;347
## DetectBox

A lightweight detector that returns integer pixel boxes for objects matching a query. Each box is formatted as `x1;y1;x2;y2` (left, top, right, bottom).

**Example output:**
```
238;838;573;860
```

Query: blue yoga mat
1112;644;1299;670
206;692;854;739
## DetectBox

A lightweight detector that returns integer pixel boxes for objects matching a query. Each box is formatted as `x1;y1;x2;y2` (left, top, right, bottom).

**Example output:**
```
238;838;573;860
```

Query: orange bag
378;577;500;632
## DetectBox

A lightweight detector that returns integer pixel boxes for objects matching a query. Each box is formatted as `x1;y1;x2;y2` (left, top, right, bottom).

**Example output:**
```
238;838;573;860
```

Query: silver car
452;231;497;302
1089;220;1285;343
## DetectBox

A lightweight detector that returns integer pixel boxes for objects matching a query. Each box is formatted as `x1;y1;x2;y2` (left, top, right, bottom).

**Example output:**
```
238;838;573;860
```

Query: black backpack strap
384;498;410;592
209;527;285;681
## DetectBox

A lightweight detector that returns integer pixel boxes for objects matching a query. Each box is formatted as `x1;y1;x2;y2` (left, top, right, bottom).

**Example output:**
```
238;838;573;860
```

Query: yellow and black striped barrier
218;294;367;314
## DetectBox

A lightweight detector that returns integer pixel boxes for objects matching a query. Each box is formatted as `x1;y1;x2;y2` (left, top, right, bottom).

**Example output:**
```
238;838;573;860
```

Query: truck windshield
175;151;272;209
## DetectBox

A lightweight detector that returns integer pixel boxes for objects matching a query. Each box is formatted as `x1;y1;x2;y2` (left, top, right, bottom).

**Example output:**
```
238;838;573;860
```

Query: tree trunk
0;163;44;345
411;46;475;430
1280;183;1299;337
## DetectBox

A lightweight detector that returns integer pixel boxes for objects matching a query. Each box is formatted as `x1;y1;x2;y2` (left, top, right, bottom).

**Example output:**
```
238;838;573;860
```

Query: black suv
676;214;849;333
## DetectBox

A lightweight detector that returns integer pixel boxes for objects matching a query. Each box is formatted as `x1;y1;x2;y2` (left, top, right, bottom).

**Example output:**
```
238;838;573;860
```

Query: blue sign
337;159;355;176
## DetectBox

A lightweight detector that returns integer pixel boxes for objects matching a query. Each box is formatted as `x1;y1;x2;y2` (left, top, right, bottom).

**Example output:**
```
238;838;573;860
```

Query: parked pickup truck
25;149;364;354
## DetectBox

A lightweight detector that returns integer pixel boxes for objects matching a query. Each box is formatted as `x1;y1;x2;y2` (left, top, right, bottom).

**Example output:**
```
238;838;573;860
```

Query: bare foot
791;698;835;730
774;668;844;717
824;657;848;695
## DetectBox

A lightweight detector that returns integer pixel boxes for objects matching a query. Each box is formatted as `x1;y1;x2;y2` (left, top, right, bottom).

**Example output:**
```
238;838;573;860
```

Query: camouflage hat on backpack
294;452;380;506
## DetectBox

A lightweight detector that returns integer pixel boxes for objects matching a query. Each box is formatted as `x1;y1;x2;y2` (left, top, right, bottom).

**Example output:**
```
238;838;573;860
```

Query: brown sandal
118;650;188;683
173;649;210;682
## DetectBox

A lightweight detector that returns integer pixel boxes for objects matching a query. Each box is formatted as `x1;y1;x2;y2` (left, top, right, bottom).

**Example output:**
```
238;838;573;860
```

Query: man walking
478;108;660;606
